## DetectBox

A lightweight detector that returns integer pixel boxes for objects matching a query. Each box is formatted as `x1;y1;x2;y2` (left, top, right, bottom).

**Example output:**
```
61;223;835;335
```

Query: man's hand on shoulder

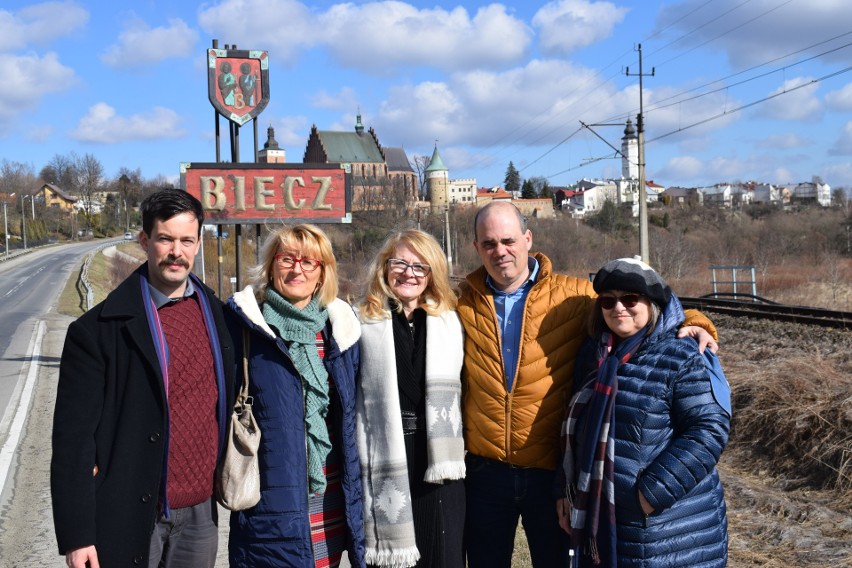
677;325;719;354
67;545;99;568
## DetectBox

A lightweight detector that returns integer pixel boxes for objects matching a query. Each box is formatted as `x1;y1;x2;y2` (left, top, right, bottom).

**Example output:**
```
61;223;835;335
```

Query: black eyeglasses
597;294;642;309
386;258;431;278
274;254;323;272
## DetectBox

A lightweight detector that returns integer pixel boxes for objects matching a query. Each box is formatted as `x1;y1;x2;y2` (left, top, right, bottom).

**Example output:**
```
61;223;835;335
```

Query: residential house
701;183;733;207
40;183;77;212
790;181;831;206
662;186;703;207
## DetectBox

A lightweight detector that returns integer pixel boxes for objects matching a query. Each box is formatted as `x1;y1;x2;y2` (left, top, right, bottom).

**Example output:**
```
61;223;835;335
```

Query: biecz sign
181;163;351;224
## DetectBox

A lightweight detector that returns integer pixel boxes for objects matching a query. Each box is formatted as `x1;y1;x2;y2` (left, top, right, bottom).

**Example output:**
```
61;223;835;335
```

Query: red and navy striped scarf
562;329;645;566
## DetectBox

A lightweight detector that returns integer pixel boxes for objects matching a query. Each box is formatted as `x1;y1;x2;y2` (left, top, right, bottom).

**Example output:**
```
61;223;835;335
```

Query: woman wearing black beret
558;257;731;567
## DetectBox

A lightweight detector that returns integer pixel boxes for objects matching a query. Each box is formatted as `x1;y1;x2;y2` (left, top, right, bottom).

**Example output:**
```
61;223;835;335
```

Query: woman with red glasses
226;224;366;568
557;257;730;568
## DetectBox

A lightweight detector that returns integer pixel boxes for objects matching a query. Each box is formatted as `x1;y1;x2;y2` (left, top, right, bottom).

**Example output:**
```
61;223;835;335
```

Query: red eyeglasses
597;294;642;309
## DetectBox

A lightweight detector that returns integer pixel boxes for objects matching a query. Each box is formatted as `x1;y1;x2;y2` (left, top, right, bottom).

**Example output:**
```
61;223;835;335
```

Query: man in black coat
51;189;235;568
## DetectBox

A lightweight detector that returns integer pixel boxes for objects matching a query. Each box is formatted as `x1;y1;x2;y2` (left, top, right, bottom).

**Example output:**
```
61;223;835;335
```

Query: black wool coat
51;266;235;566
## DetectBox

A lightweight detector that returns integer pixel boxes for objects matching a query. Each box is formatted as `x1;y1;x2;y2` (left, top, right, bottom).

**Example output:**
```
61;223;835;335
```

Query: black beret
593;257;672;307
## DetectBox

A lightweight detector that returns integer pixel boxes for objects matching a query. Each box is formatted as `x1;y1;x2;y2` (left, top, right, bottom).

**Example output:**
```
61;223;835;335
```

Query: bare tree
410;155;430;199
39;153;77;191
74;153;105;232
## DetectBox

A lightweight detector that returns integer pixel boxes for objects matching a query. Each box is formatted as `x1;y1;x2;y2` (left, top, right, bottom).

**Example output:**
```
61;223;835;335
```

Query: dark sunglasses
597;294;642;309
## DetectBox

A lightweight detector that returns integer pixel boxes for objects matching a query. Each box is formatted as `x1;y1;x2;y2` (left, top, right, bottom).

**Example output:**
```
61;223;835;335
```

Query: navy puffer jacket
226;287;366;568
573;295;730;567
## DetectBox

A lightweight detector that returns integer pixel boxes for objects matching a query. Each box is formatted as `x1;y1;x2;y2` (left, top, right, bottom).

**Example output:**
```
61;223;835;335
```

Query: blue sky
2;0;852;190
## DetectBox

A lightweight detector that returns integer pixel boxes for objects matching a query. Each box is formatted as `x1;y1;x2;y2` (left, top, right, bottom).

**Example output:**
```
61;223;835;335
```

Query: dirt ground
710;313;852;567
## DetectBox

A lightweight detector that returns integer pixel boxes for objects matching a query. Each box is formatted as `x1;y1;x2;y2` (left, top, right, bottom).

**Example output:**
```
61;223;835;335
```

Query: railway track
679;295;852;329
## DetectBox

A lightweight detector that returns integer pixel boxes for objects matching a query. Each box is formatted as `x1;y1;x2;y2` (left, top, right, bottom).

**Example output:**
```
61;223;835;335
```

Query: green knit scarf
262;288;331;494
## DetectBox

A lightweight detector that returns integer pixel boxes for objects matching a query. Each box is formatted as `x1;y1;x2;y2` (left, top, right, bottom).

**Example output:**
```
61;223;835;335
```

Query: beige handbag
216;330;261;511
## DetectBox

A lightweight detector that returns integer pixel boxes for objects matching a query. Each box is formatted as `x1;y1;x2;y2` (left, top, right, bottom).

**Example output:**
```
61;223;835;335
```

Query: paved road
0;242;354;568
0;242;117;566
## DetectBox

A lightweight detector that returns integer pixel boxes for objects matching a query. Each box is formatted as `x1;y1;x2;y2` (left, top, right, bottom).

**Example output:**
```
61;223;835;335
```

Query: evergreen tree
521;179;536;199
504;161;520;195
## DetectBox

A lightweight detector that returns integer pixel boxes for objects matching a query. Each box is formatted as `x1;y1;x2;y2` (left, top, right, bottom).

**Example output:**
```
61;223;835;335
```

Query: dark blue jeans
465;454;566;568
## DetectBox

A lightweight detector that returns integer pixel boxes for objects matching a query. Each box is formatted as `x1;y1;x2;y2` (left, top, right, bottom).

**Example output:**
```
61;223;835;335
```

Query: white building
700;184;733;207
448;178;477;204
791;181;831;206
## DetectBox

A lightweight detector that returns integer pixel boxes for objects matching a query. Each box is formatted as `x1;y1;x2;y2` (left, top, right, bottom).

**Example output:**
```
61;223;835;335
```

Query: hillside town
0;114;840;252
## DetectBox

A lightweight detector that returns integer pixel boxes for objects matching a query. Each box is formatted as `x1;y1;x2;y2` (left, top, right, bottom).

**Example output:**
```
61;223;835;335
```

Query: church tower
621;118;638;179
425;144;449;213
258;125;286;163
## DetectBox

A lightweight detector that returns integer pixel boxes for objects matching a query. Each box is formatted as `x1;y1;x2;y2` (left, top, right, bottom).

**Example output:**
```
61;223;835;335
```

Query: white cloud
71;103;186;143
1;52;76;120
822;161;852;186
533;0;628;55
101;17;198;68
270;115;310;147
198;0;320;60
655;155;704;181
825;82;852;112
311;87;358;112
0;1;88;52
756;133;809;149
199;0;530;73
374;59;610;148
645;85;742;141
829;121;852;156
25;125;53;143
319;2;531;73
757;77;822;121
655;0;852;68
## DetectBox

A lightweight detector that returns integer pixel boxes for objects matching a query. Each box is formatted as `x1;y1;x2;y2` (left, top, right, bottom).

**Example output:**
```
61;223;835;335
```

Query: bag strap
238;329;252;409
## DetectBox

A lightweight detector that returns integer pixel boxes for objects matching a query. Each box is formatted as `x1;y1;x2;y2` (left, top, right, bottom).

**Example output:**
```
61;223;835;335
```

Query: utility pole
626;44;654;263
444;206;453;276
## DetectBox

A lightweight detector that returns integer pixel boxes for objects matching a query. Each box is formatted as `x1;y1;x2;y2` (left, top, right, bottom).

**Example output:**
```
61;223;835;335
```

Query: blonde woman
356;229;466;568
226;224;365;568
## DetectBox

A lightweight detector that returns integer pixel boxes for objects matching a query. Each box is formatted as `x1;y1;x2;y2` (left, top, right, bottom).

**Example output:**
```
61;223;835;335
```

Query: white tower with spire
621;118;638;180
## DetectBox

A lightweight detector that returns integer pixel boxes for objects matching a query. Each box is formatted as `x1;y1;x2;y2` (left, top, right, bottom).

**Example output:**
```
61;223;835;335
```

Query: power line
542;63;852;179
646;64;852;144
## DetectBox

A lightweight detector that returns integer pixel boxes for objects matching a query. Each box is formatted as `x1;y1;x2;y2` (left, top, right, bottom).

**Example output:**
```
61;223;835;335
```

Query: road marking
2;266;46;299
0;320;46;494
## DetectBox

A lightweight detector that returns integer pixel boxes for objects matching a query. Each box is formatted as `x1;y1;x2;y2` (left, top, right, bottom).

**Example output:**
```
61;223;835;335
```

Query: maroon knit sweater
159;295;218;509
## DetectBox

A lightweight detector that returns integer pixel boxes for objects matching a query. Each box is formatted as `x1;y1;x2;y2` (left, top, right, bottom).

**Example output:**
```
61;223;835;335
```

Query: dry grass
726;349;852;504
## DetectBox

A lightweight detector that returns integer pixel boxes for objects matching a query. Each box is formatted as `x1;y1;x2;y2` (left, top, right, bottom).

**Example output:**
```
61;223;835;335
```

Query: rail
679;295;852;329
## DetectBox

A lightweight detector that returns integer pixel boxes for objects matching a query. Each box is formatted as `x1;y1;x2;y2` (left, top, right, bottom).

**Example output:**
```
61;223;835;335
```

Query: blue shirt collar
485;256;540;296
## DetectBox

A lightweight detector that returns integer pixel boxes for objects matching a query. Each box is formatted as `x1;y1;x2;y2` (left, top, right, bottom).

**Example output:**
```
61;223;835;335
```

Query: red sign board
207;49;270;126
181;163;351;224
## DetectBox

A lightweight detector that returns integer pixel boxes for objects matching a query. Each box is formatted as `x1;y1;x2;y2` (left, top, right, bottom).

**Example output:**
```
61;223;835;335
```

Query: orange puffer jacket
458;252;718;471
458;253;596;470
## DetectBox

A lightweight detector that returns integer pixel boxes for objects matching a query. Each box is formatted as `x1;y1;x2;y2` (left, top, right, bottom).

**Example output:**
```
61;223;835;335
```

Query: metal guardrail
81;240;125;311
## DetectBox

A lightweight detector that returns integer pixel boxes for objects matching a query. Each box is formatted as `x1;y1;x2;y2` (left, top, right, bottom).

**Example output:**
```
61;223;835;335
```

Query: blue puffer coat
226;287;366;568
573;295;730;567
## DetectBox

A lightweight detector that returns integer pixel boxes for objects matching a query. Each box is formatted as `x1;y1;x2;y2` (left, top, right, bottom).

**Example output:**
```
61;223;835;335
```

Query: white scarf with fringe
355;309;466;568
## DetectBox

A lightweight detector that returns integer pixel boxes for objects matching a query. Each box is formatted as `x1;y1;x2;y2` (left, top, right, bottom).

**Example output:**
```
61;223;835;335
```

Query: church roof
316;130;385;163
384;147;413;172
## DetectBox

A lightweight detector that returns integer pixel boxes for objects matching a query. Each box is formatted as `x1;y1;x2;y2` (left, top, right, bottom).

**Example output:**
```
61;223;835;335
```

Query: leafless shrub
728;355;852;505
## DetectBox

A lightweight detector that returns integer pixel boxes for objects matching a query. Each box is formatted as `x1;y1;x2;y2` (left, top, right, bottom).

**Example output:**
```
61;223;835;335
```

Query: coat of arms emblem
208;49;270;126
